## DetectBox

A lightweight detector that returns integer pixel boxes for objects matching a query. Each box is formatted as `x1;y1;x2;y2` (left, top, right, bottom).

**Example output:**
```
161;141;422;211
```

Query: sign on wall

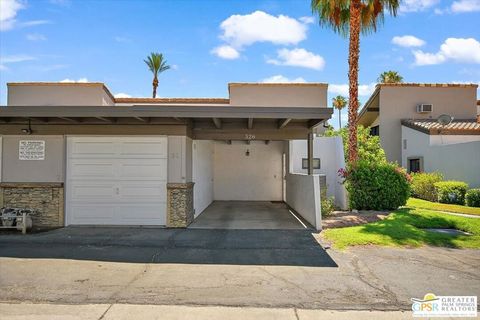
19;140;45;160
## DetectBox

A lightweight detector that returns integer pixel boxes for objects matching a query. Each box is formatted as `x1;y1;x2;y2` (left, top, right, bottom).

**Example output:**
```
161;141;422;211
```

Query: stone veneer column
166;182;194;228
0;183;64;228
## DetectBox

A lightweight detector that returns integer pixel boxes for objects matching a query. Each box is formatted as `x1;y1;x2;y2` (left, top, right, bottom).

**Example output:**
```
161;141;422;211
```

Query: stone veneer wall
0;183;64;228
166;182;194;228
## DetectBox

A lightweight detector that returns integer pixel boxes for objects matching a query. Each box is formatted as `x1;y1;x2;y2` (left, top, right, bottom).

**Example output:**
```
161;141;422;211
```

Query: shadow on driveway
0;227;337;267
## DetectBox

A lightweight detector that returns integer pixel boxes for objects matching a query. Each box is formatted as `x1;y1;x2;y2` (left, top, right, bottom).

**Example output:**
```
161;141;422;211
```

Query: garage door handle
115;187;120;195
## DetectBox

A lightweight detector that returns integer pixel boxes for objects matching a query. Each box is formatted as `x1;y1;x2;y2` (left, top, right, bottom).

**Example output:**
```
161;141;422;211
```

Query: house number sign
19;140;45;160
245;134;255;140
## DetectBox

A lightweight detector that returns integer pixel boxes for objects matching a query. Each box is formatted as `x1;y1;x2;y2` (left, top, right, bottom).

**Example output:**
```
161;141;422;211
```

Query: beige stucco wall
379;86;477;163
2;135;65;182
213;140;283;201
402;126;480;188
229;84;328;107
7;84;114;106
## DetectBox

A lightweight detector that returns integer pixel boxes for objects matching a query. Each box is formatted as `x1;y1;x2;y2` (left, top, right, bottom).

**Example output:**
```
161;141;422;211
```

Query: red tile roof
114;97;229;104
401;119;480;135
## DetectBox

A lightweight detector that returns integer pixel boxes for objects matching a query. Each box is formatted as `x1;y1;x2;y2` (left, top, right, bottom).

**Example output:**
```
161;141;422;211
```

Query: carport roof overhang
0;105;333;140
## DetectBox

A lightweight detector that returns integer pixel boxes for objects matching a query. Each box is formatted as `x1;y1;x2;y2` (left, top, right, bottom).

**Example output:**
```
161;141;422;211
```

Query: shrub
410;172;444;202
321;189;335;217
466;189;480;207
434;181;468;205
324;126;386;164
343;162;411;210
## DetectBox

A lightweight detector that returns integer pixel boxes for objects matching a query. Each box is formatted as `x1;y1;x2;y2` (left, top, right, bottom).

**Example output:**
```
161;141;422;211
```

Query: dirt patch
322;211;390;229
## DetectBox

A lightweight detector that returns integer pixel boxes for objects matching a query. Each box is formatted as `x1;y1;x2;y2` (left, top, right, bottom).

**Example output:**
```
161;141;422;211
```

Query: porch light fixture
22;120;33;135
245;149;250;156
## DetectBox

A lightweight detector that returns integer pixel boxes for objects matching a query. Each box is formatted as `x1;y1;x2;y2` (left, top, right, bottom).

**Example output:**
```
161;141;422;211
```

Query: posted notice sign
19;140;45;160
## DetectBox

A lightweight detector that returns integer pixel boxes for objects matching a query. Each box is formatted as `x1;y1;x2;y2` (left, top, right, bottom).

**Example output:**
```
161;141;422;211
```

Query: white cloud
400;0;440;12
414;38;480;65
261;75;306;83
60;78;89;83
392;35;425;47
26;33;47;41
0;0;24;31
211;45;240;60
299;16;315;24
20;20;51;27
1;54;35;63
114;93;132;98
219;11;308;49
451;0;480;12
267;48;325;70
328;83;376;96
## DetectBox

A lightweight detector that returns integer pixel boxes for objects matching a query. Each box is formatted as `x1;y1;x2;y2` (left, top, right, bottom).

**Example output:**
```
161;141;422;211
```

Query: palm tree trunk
338;109;342;129
347;0;361;165
152;76;159;98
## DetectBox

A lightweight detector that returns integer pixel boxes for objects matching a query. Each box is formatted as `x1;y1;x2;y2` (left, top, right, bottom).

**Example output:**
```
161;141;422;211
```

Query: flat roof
7;82;116;102
401;119;480;135
377;83;478;88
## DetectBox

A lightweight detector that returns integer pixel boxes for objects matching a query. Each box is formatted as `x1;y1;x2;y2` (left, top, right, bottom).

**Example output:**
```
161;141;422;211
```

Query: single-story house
0;82;345;231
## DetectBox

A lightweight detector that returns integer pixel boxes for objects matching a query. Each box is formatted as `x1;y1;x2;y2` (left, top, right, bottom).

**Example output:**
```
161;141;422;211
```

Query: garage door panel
69;160;116;179
119;183;167;201
119;159;167;179
69;205;115;224
117;205;166;222
69;140;116;157
120;140;167;158
69;182;116;200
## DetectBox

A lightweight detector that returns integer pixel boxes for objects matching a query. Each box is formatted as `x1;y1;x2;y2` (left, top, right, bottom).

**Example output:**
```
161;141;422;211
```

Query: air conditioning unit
416;104;433;113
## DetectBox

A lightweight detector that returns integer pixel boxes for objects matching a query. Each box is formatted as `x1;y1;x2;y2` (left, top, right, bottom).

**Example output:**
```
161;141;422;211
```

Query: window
370;125;379;136
302;158;321;169
407;157;423;173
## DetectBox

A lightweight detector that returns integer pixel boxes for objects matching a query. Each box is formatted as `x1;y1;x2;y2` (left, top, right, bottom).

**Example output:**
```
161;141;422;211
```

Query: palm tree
332;95;348;128
311;0;400;165
144;52;170;98
378;70;403;83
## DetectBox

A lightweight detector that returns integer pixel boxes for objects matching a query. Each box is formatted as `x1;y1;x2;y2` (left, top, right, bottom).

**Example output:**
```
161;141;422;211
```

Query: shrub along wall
410;172;443;202
466;189;480;207
344;162;411;210
434;181;468;205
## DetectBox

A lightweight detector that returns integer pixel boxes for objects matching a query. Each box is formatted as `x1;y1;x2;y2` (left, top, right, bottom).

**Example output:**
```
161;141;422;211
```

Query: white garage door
66;137;167;225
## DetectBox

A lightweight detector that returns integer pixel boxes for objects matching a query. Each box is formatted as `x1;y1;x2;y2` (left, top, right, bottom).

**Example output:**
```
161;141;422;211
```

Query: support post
307;132;314;175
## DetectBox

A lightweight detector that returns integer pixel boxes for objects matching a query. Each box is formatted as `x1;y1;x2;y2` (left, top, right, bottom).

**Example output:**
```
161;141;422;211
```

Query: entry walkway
189;201;309;230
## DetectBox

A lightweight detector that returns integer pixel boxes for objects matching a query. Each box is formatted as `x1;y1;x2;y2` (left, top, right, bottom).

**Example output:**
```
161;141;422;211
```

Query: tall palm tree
378;70;403;83
144;52;170;98
311;0;400;165
332;95;348;128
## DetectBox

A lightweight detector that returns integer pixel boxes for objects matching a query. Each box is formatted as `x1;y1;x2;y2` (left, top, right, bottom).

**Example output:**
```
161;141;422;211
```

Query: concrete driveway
0;227;479;311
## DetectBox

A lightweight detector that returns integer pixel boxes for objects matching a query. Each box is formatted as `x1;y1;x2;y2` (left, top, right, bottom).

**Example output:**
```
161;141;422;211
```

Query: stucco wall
285;173;322;230
192;140;214;217
2;135;65;182
213;141;283;201
402;126;480;188
168;136;193;184
229;84;328;107
290;137;347;209
7;84;114;106
379;86;477;163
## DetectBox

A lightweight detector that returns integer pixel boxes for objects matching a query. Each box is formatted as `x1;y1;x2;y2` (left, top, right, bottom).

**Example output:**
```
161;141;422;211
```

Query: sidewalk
0;303;417;320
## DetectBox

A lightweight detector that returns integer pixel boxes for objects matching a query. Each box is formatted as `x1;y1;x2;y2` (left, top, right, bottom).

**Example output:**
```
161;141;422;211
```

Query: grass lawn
323;207;480;250
407;198;480;216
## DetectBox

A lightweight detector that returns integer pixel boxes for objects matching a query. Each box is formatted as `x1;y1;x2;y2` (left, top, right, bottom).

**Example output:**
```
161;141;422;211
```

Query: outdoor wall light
22;120;33;135
245;149;250;156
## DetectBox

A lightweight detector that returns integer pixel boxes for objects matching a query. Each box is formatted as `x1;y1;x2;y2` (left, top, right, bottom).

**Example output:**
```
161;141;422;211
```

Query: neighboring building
359;83;480;188
0;82;340;230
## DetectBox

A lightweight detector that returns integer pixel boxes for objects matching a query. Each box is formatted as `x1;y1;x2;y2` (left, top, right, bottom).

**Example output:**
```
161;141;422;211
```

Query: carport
189;201;309;229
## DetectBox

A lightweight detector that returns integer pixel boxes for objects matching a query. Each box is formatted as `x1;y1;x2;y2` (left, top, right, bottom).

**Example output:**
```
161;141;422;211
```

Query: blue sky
1;0;479;127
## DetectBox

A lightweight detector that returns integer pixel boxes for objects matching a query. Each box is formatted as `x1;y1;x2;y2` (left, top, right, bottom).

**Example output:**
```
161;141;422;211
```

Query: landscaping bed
322;210;389;229
407;198;480;216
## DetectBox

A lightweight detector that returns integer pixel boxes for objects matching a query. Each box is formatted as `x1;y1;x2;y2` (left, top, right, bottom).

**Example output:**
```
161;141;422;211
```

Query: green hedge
466;189;480;207
345;162;411;210
434;181;468;205
410;172;443;202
